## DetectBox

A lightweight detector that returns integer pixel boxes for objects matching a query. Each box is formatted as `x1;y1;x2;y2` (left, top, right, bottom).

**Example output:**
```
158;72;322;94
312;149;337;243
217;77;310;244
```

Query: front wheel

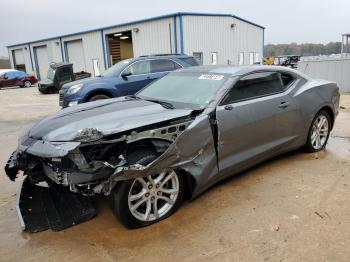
112;169;184;229
88;94;110;102
304;110;331;152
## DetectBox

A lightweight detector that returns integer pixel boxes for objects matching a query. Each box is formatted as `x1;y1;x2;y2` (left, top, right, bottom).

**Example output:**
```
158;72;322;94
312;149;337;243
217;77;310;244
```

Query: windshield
137;72;228;109
102;59;131;77
47;67;56;80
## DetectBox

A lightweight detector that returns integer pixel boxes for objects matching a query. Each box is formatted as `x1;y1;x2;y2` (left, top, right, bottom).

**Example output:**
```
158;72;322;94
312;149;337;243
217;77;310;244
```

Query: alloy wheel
310;114;329;150
128;170;179;222
24;81;31;88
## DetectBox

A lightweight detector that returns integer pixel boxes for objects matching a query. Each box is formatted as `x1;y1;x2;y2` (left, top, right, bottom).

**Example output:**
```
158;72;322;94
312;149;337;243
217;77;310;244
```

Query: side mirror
121;72;131;79
3;75;8;80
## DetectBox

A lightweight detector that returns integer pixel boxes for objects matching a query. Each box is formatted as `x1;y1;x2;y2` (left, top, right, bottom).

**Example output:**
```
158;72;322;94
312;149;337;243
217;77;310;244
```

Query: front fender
82;84;120;102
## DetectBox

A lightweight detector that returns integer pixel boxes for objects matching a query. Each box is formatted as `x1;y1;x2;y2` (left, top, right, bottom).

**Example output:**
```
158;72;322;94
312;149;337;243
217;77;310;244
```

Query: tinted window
281;72;295;87
222;72;284;104
179;57;199;66
102;59;131;77
150;59;181;73
124;60;151;75
6;71;26;79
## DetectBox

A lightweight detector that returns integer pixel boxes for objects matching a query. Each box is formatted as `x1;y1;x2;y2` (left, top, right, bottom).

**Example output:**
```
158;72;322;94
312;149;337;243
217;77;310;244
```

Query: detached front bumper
4;151;20;181
5;150;97;233
15;178;96;232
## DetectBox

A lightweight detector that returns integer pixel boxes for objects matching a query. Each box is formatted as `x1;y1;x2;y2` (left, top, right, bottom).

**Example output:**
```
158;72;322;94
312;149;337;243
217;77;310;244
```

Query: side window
6;72;16;79
222;72;284;104
150;59;181;73
124;60;151;76
281;72;295;87
17;71;26;77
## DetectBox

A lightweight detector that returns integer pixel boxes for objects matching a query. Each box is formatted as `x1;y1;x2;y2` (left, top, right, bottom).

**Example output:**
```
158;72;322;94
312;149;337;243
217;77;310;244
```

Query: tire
88;94;110;102
111;149;185;229
24;81;32;88
304;109;331;153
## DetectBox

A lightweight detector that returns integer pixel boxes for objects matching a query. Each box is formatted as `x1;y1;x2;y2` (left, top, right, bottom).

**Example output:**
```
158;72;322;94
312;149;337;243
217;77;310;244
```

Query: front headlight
67;84;83;95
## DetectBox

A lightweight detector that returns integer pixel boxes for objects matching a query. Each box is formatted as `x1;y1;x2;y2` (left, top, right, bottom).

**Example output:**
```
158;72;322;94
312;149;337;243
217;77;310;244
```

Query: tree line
264;42;342;57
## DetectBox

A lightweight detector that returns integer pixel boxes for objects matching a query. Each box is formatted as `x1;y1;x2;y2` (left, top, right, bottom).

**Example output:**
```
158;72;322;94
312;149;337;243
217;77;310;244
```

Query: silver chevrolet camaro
5;65;340;232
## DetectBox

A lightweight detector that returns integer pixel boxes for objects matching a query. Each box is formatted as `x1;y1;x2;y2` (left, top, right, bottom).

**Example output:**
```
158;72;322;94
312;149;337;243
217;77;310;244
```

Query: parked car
5;65;340;232
59;54;199;108
38;62;91;94
0;70;37;88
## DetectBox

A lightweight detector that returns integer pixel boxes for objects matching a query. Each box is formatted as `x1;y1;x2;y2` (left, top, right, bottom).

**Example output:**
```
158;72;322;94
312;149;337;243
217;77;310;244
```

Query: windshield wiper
145;99;175;109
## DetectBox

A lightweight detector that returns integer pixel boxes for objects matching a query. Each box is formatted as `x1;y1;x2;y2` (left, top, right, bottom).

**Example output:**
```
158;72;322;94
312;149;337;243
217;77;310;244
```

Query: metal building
7;12;264;80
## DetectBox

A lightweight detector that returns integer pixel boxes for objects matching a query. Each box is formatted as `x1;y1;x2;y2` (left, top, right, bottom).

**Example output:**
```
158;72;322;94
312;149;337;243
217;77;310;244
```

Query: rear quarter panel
291;78;340;142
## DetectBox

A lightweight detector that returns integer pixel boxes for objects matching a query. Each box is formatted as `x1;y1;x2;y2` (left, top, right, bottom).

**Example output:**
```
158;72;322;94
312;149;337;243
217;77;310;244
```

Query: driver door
118;60;153;96
1;72;18;87
216;71;295;177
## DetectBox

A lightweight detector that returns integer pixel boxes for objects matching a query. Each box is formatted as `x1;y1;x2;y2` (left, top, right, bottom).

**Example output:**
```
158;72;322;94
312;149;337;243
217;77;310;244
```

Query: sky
0;0;349;57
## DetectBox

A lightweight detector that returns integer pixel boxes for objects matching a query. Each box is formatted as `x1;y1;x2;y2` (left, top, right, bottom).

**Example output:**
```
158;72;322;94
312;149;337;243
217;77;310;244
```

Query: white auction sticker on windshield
198;74;224;81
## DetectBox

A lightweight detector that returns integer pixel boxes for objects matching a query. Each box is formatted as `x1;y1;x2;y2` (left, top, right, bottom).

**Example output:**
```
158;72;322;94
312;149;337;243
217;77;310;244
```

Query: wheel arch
177;169;197;200
319;105;335;130
85;88;114;102
113;138;197;200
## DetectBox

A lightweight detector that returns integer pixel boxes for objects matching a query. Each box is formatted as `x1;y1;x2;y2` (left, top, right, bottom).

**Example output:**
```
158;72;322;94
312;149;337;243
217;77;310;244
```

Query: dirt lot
0;87;349;262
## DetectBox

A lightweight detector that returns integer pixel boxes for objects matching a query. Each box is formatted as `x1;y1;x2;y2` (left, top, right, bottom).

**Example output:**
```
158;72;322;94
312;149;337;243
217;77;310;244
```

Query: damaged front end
5;112;218;232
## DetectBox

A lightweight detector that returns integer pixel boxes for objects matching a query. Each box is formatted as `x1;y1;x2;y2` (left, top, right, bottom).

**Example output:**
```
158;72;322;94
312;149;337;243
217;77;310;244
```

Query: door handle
279;101;290;109
224;105;234;110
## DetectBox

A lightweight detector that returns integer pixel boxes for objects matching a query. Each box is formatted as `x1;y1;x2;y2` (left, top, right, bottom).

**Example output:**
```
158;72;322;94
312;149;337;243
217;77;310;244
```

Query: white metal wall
30;39;63;79
8;46;33;74
298;58;350;93
34;45;49;80
62;31;104;74
8;14;264;76
181;15;263;65
103;17;174;60
65;39;86;72
14;49;25;64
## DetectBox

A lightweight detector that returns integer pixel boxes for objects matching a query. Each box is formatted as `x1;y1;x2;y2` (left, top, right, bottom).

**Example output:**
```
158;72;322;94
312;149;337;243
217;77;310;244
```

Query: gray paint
7;65;340;199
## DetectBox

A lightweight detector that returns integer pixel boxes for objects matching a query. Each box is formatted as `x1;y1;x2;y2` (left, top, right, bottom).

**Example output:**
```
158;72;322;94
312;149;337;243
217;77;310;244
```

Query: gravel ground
0;86;349;262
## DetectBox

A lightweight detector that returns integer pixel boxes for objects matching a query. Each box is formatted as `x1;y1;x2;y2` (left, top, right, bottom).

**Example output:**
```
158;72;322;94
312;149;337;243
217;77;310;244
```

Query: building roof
7;12;264;48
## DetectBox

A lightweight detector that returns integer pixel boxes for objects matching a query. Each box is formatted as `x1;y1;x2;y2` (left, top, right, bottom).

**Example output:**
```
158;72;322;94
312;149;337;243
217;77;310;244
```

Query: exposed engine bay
5;111;219;232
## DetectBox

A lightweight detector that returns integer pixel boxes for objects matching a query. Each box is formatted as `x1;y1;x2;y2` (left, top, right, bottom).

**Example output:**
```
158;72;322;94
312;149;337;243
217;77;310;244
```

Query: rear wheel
88;94;110;102
24;81;32;88
111;150;184;228
304;110;331;152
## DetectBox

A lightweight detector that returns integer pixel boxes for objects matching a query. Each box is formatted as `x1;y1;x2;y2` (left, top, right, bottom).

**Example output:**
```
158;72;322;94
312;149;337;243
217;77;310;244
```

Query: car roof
0;69;15;74
176;65;305;77
133;54;191;61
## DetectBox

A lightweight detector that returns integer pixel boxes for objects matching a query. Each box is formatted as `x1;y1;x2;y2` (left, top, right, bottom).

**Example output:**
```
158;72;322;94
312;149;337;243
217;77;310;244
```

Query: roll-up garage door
13;49;26;72
66;40;86;72
34;45;49;80
14;49;25;65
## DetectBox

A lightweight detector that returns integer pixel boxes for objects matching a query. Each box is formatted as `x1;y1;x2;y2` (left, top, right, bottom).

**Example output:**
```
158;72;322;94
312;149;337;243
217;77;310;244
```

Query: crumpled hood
28;98;193;142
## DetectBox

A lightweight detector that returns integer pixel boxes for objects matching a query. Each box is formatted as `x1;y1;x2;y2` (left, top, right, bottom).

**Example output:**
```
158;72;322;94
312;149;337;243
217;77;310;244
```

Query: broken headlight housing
75;128;103;142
